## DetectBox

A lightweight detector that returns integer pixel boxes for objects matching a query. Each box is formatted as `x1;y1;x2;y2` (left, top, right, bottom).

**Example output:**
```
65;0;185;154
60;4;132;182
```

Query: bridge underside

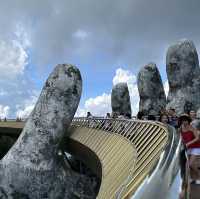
67;126;137;198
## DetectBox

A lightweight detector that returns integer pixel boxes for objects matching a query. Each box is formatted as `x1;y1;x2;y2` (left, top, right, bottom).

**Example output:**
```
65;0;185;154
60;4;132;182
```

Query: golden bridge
0;118;182;199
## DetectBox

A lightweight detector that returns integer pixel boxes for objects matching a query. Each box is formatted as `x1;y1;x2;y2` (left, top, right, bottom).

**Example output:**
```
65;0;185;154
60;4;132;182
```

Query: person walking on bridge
189;110;197;122
179;114;200;184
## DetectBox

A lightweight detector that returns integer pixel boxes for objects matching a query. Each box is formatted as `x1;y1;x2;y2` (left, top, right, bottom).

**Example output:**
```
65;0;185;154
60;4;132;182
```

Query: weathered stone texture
137;63;166;116
0;64;96;199
111;83;132;117
166;39;200;115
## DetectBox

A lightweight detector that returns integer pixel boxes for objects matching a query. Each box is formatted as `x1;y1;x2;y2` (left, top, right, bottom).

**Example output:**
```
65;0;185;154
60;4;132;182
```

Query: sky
0;0;200;118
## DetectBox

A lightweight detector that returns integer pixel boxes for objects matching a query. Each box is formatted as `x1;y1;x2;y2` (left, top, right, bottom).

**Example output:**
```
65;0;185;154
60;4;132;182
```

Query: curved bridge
0;118;181;199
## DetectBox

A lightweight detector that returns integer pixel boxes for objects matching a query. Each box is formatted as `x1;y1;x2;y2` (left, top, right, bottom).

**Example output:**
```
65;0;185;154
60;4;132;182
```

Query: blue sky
0;0;200;118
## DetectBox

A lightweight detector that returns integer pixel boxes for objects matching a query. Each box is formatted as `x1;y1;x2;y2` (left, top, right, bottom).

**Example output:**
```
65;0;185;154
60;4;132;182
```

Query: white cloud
16;105;34;119
0;39;28;79
75;107;87;117
73;29;89;40
0;24;30;79
0;25;34;119
113;68;136;85
15;23;31;49
0;89;8;96
85;93;111;116
16;92;38;118
0;105;10;118
76;93;111;117
76;68;139;117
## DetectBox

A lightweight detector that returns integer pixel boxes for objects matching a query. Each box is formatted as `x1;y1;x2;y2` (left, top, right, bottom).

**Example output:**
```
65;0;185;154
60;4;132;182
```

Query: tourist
147;109;157;121
103;113;112;130
191;111;199;130
191;119;200;132
159;113;169;125
124;113;131;119
159;108;167;115
184;102;194;116
118;114;126;120
105;113;111;119
117;114;127;133
86;112;93;127
168;108;178;128
189;110;196;121
86;112;93;119
111;112;118;119
179;114;200;184
137;111;145;120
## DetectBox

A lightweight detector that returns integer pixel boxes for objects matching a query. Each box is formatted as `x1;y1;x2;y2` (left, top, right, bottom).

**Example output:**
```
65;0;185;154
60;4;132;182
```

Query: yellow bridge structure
0;118;181;199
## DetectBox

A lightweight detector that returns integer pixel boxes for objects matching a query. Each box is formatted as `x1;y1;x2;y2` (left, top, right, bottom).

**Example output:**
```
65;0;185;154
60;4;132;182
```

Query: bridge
0;118;182;198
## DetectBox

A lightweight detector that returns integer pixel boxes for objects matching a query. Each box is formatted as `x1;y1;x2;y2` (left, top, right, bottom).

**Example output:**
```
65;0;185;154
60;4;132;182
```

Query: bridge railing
71;117;140;136
71;117;175;198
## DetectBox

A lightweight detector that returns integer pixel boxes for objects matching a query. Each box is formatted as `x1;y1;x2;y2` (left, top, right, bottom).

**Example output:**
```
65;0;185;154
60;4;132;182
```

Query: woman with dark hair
159;113;169;125
179;114;200;183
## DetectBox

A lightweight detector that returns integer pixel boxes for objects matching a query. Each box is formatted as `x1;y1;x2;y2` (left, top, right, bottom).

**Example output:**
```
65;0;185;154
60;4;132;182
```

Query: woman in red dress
179;114;200;182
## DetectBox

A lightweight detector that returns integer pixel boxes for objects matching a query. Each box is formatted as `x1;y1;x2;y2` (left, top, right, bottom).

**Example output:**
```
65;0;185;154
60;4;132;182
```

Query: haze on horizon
0;0;200;118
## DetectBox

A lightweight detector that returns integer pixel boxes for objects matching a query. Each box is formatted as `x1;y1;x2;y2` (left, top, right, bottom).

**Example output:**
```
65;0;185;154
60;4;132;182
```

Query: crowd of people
86;108;200;197
86;111;132;120
136;108;179;127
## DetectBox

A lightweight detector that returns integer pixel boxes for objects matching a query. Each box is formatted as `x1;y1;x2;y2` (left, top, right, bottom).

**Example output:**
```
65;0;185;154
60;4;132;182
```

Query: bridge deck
70;119;169;198
0;119;170;198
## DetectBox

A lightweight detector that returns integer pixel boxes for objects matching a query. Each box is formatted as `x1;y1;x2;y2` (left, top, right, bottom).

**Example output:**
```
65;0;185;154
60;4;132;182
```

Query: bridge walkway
69;118;169;198
0;118;179;198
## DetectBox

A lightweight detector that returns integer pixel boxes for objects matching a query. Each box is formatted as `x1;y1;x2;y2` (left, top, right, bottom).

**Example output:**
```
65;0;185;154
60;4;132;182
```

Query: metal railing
70;117;169;198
